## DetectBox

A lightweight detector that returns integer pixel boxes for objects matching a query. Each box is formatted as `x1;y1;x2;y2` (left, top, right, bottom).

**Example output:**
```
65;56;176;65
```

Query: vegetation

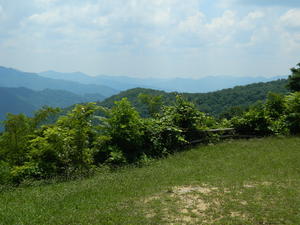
1;88;300;184
100;78;289;118
0;96;218;183
1;137;300;224
0;76;288;125
287;63;300;92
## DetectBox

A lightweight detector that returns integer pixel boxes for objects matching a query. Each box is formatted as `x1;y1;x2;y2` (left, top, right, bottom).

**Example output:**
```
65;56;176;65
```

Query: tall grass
1;137;300;224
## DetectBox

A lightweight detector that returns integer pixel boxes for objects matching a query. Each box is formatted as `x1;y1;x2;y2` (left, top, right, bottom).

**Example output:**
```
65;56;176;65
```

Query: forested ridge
0;87;106;121
100;79;288;117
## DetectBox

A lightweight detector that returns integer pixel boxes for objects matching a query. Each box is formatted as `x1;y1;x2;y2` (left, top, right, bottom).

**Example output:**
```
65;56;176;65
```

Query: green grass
1;137;300;224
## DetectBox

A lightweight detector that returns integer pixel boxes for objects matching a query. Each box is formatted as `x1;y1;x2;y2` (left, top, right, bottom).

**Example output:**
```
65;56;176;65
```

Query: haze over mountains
0;65;288;123
39;70;287;93
0;87;110;121
0;66;117;97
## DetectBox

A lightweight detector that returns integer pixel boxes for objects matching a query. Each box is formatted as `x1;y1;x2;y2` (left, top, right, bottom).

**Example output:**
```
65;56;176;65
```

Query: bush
0;161;11;185
10;162;40;183
142;118;186;158
98;98;145;163
285;92;300;134
231;109;272;136
93;135;127;165
161;95;213;141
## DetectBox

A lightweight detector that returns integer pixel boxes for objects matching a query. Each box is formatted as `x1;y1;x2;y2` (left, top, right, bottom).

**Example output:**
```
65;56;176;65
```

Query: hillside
1;137;299;224
100;79;289;117
0;78;289;122
0;88;36;120
0;87;105;121
0;66;118;97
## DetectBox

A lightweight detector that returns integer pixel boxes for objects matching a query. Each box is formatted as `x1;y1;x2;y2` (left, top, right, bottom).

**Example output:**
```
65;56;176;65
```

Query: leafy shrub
231;109;272;136
142;118;186;158
161;95;212;141
287;63;300;92
0;161;11;184
10;162;40;183
98;98;145;163
19;104;98;179
93;135;127;165
285;92;300;134
0;114;32;165
265;92;286;120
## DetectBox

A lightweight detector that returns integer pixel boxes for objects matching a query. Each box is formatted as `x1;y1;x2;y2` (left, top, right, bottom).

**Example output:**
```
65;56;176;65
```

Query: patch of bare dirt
141;182;272;224
142;185;219;224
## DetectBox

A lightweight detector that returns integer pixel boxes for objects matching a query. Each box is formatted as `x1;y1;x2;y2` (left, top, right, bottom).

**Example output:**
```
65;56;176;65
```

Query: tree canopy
287;63;300;92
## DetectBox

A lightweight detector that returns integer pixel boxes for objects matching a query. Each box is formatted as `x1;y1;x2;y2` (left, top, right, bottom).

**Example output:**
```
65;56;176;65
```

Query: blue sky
0;0;299;78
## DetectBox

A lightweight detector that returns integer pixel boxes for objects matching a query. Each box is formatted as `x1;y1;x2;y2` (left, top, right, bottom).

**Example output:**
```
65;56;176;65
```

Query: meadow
1;136;300;225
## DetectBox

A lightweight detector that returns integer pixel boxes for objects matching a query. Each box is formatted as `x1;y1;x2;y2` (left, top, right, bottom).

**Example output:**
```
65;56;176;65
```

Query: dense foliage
100;79;288;118
287;63;300;92
1;88;299;185
0;96;217;184
231;92;300;136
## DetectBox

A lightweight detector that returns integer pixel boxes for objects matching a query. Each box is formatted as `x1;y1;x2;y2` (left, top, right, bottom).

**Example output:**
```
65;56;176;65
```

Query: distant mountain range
0;65;290;125
39;70;287;93
0;66;118;97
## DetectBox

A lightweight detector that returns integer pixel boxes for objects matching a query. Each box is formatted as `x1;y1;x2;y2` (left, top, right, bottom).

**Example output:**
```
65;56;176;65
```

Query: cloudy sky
0;0;299;78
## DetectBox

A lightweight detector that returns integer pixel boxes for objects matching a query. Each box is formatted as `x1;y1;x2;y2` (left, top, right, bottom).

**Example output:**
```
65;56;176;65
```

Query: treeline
100;79;289;118
1;90;300;185
0;96;217;184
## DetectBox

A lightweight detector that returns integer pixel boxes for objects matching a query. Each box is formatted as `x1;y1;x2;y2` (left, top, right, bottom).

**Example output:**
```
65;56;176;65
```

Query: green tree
138;93;162;117
11;103;98;180
287;63;300;92
0;114;32;165
0;107;60;165
97;98;145;163
285;92;300;134
265;92;286;119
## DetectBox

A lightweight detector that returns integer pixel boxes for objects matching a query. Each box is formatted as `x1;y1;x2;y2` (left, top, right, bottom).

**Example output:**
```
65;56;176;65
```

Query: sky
0;0;299;78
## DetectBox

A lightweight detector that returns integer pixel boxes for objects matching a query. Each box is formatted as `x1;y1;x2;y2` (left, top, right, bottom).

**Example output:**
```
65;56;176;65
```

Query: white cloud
28;10;61;25
239;11;264;30
207;10;236;31
27;3;105;26
276;9;300;53
178;12;206;33
178;10;238;46
280;9;300;28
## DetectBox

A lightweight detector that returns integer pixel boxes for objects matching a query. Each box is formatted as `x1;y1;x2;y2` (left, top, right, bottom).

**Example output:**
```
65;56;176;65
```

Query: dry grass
141;181;279;224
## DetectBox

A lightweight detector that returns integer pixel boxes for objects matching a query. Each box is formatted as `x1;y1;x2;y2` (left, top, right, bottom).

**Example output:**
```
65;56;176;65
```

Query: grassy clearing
1;137;300;224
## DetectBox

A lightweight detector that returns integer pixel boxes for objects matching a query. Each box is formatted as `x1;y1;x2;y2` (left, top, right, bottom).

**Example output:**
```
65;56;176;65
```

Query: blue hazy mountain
0;87;36;121
39;70;287;93
39;71;153;91
0;66;118;97
0;86;105;122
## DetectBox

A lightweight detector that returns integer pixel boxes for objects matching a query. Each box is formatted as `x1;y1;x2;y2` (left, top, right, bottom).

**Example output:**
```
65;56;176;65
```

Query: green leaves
2;88;299;185
231;91;300;136
287;63;300;92
98;98;145;163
